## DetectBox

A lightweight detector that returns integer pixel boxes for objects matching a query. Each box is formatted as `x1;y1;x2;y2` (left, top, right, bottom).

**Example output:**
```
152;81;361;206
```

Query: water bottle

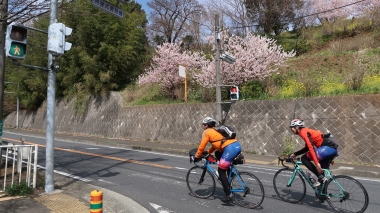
306;171;316;183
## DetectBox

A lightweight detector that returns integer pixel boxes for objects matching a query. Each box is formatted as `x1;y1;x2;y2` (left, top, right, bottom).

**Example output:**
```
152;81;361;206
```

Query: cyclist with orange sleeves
194;117;242;203
289;118;338;188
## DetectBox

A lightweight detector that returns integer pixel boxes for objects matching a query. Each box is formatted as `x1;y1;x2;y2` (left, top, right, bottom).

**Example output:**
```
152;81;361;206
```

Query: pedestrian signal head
5;25;28;60
230;86;239;101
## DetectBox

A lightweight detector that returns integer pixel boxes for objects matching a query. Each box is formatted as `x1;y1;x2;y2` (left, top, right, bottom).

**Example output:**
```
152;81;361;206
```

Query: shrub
343;55;367;91
280;136;295;157
187;84;215;102
319;82;347;96
122;83;169;105
360;75;380;94
278;79;305;98
5;182;33;196
240;80;266;100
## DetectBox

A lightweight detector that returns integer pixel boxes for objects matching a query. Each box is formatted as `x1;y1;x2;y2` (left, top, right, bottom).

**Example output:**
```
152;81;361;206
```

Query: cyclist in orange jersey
194;117;242;203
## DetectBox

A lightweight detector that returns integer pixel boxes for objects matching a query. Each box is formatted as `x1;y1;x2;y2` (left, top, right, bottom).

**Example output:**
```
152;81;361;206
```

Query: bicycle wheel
230;171;265;209
186;166;216;199
273;168;306;203
326;175;369;213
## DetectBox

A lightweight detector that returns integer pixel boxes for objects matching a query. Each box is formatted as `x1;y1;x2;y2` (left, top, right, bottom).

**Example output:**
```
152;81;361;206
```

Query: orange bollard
90;190;103;213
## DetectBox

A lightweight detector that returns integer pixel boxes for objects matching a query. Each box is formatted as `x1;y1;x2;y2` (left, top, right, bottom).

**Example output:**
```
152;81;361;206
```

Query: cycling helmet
290;118;304;127
202;117;216;127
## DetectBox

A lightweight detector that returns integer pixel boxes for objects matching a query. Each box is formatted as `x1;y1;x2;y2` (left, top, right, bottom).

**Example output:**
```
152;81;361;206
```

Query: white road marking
352;177;380;183
149;203;174;213
129;173;182;186
86;148;99;150
174;167;188;170
98;179;115;184
36;165;92;182
338;166;354;170
4;131;188;158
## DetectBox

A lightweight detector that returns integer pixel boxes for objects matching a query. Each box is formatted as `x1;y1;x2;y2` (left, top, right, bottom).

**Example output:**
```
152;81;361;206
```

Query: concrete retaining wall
4;92;380;164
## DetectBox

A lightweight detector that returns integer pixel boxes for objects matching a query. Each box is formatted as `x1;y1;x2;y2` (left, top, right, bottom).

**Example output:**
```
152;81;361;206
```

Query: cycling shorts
219;142;242;170
306;146;338;161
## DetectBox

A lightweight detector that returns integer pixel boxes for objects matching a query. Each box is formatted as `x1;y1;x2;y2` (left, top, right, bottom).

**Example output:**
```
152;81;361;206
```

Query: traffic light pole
215;15;222;124
45;0;58;193
0;0;9;168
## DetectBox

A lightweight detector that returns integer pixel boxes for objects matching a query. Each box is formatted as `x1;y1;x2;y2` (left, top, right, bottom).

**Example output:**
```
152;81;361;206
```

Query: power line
151;0;367;30
230;0;367;29
296;0;366;20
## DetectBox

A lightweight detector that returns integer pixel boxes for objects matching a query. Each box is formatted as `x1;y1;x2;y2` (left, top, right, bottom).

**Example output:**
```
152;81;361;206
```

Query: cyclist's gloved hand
194;157;202;162
202;151;208;155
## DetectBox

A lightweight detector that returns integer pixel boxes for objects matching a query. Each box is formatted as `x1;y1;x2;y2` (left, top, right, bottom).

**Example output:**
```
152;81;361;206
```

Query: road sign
92;0;124;18
179;65;186;78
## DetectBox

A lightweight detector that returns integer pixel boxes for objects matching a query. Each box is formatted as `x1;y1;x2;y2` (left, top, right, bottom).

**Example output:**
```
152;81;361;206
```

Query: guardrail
0;143;38;192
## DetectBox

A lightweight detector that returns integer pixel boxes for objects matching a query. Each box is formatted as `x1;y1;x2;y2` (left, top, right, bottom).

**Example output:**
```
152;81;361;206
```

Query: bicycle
273;156;369;213
186;151;265;209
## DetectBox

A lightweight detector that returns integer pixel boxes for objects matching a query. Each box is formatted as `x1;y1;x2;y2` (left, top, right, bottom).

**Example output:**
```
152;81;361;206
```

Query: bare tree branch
1;0;50;25
147;0;204;43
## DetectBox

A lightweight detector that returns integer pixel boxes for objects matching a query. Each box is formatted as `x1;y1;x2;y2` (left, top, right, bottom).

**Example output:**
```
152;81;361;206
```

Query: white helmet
290;118;304;127
202;117;216;127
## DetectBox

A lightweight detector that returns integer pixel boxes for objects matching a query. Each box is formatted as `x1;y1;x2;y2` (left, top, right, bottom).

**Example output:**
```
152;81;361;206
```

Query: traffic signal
230;86;239;101
47;23;72;56
5;25;28;60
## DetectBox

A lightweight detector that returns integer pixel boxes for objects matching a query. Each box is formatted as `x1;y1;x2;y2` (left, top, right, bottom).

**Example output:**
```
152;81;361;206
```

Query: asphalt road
3;131;380;213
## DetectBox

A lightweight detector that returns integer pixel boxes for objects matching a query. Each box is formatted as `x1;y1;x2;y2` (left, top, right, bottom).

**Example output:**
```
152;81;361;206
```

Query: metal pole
0;5;7;163
45;0;58;193
0;0;9;151
16;82;19;129
215;15;222;123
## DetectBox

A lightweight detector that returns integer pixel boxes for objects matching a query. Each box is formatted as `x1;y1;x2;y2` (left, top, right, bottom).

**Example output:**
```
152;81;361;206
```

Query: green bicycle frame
288;159;345;199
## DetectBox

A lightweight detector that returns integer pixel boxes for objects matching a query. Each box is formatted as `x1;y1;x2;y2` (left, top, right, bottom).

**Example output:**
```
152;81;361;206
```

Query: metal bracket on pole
12;60;49;71
14;24;48;34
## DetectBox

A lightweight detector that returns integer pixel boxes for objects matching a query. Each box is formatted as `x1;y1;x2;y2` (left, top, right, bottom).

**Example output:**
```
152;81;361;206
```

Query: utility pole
45;0;58;193
0;0;8;169
0;0;9;145
215;15;222;124
16;82;19;129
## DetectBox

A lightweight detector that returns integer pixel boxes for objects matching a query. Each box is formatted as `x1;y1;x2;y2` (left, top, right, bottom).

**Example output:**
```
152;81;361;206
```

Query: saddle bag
233;153;245;165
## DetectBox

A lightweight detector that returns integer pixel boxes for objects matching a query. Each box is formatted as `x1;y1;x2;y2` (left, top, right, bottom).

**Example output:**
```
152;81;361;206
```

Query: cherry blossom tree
193;30;296;87
139;30;295;93
353;0;380;14
311;0;354;23
137;42;206;91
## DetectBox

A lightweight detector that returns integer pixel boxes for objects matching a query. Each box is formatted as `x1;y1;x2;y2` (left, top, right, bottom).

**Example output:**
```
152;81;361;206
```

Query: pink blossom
193;31;295;87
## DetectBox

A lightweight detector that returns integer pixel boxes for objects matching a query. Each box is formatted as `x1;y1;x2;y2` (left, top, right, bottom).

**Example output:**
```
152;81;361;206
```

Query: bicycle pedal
315;198;325;203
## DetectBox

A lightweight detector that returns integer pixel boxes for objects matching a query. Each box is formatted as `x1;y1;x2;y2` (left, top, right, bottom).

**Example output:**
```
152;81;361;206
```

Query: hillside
270;18;380;100
122;14;380;106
